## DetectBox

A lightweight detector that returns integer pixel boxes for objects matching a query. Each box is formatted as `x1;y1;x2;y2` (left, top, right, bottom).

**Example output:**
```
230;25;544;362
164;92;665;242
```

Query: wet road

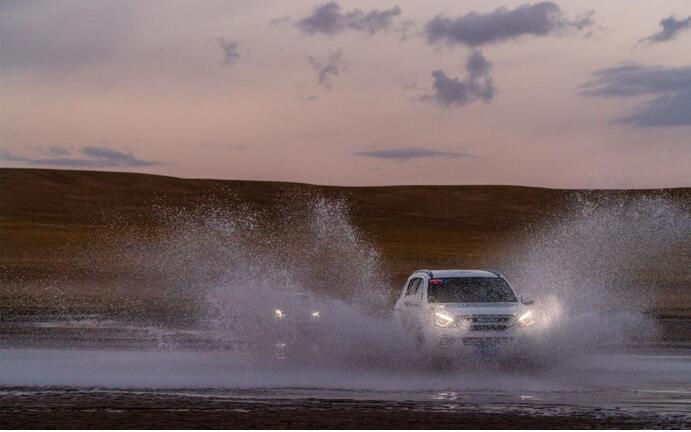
1;315;690;428
2;387;689;429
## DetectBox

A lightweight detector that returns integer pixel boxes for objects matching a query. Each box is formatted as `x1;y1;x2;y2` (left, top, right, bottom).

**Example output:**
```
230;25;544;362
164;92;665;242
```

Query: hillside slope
1;168;689;317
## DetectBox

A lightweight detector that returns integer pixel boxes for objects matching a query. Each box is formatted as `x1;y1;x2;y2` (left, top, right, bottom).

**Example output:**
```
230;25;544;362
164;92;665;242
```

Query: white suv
394;269;535;357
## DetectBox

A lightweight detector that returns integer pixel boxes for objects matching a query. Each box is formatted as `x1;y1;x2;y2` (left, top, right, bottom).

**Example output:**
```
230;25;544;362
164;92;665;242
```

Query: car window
427;277;517;303
413;279;421;296
405;278;421;296
405;278;417;296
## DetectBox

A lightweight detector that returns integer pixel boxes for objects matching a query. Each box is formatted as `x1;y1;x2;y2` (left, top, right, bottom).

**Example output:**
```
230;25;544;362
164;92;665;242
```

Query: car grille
462;337;513;346
457;314;513;331
471;324;507;331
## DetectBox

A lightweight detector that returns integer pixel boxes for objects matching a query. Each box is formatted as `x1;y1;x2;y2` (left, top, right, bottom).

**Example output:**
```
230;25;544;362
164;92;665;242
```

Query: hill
1;168;688;319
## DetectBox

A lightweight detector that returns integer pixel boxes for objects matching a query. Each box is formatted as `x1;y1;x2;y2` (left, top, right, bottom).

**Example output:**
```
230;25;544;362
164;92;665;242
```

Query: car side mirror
521;296;535;306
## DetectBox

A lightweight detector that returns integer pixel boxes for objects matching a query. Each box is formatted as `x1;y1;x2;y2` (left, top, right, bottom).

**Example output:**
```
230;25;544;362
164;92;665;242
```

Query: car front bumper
423;326;537;356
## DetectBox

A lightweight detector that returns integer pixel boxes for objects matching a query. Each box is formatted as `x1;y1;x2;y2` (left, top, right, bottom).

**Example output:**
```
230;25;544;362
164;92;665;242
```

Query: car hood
431;302;522;316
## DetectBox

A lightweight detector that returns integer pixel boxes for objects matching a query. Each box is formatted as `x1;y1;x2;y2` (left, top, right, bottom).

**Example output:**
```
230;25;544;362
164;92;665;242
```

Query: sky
1;0;690;188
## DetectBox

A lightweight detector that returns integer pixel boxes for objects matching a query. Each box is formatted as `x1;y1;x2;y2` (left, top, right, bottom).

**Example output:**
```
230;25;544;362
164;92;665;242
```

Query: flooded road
1;315;689;428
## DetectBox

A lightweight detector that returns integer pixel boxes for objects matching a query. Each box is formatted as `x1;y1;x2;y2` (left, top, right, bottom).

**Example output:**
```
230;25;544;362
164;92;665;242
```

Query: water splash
501;193;691;357
3;189;690;398
98;194;414;367
82;191;689;368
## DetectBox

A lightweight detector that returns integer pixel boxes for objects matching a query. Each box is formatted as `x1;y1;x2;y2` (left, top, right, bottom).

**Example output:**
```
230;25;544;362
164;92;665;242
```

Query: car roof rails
413;269;433;277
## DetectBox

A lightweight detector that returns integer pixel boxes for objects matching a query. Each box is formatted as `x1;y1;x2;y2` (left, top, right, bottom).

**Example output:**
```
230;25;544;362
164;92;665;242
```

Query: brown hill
1;168;689;319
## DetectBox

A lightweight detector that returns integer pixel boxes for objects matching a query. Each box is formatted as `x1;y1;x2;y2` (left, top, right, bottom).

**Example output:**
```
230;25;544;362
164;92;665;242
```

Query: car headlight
434;311;454;327
274;309;284;320
311;311;320;319
518;310;534;326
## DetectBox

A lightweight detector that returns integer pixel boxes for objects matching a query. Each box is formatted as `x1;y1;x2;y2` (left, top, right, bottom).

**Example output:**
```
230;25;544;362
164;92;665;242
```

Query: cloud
581;64;691;97
308;50;345;90
0;146;159;168
614;88;691;127
355;147;475;161
640;15;691;44
424;1;593;47
269;16;291;26
215;38;241;65
44;146;71;157
296;2;402;36
422;49;495;107
581;63;691;127
204;142;248;150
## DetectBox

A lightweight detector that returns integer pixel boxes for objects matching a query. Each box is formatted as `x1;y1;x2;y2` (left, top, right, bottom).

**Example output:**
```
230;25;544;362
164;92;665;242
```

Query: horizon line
2;166;690;191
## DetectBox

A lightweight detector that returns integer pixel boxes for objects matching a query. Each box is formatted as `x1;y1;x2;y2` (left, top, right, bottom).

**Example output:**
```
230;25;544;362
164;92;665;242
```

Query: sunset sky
1;0;690;188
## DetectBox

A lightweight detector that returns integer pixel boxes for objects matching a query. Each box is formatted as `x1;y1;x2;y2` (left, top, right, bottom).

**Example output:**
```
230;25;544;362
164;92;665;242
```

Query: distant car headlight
518;310;534;326
434;311;454;327
311;311;320;319
274;309;284;320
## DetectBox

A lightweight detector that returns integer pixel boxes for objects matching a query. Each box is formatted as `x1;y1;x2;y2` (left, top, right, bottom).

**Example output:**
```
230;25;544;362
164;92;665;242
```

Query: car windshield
427;277;517;303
